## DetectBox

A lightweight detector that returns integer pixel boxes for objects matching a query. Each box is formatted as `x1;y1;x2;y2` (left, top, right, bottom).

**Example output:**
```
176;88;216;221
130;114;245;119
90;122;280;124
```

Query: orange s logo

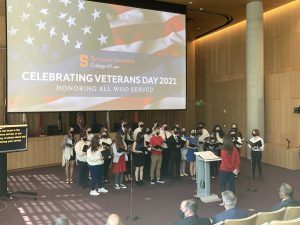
80;54;89;67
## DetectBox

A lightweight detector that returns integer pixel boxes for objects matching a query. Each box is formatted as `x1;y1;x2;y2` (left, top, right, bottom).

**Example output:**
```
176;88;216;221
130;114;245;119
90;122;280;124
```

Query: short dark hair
223;135;234;153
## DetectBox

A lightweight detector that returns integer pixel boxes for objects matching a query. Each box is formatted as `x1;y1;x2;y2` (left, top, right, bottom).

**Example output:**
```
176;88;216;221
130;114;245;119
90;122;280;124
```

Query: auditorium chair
255;207;286;225
224;214;257;225
270;217;300;225
284;206;300;220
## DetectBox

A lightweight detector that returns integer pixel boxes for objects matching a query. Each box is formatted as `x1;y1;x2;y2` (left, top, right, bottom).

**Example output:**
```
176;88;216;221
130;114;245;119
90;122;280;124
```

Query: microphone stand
126;150;138;221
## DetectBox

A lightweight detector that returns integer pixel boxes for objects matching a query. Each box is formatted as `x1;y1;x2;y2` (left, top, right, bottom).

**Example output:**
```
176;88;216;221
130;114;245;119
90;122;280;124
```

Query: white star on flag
24;35;35;45
67;16;76;27
36;20;47;31
49;26;57;38
91;9;101;21
97;33;108;46
20;11;30;22
62;33;70;45
7;5;13;13
75;40;82;49
26;2;33;8
39;8;49;16
8;26;19;36
77;0;85;12
60;0;72;7
81;25;91;35
59;12;68;19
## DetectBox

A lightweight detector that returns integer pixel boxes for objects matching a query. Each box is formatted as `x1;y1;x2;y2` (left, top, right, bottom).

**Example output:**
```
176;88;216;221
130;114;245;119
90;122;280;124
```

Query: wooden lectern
194;151;222;203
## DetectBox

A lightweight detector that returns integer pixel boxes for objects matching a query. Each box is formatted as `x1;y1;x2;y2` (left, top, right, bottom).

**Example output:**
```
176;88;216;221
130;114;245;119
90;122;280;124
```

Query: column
246;0;264;158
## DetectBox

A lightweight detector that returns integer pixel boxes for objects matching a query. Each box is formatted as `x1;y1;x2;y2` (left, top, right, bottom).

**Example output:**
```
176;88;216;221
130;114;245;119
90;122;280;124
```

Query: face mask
190;132;195;136
140;124;144;128
156;131;160;136
70;131;74;134
83;137;87;141
177;209;185;219
87;131;91;134
102;135;108;139
174;131;178;135
164;127;168;131
146;131;151;135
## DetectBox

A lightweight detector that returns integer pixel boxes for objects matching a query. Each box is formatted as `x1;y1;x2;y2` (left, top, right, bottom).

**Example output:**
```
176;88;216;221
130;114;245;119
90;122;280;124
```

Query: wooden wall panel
195;0;300;169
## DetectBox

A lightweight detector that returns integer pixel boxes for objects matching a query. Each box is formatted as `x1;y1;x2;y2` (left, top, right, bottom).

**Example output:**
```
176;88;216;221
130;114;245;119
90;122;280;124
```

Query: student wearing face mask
160;123;171;179
197;122;210;151
150;127;165;184
186;130;198;181
133;121;144;140
173;199;211;225
62;127;77;184
248;129;264;179
180;128;188;177
75;133;89;188
143;128;152;180
99;130;112;183
86;127;94;142
167;127;182;179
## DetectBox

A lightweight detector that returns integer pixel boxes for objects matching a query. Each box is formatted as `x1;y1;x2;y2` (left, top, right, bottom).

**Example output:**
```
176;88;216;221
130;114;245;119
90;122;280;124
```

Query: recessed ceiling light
189;1;193;4
197;28;201;30
200;7;203;11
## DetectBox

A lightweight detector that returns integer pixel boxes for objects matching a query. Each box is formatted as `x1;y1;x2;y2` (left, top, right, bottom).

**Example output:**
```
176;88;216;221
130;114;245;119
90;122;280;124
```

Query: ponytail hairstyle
223;135;234;154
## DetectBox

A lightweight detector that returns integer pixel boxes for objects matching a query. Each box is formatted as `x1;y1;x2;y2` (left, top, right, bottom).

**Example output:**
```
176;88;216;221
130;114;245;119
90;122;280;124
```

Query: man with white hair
272;183;300;211
212;190;247;224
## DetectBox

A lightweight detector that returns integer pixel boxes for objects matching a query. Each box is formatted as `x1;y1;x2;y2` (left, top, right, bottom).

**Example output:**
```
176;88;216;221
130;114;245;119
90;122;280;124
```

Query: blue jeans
219;170;235;192
89;164;104;190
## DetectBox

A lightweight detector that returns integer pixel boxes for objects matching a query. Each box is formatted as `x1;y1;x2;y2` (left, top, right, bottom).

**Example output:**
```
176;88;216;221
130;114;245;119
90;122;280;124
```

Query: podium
194;151;222;203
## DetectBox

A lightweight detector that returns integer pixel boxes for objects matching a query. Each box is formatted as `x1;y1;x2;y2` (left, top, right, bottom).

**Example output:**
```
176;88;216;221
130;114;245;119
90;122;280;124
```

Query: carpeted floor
0;158;300;225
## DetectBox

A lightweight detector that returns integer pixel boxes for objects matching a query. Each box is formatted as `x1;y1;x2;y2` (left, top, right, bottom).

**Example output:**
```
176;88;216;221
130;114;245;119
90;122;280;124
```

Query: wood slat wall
195;1;300;168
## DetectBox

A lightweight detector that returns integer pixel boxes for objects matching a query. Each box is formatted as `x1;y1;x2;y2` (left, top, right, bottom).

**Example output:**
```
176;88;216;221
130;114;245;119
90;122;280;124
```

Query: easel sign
0;124;28;153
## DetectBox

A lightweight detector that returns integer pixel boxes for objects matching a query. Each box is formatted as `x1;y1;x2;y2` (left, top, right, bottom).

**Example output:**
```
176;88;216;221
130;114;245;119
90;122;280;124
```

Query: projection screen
6;0;186;112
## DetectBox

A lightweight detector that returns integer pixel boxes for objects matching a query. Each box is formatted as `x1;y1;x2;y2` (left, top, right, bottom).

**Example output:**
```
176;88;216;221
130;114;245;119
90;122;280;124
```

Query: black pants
169;151;181;178
143;152;151;180
161;148;170;178
77;160;89;188
251;151;262;178
104;158;111;181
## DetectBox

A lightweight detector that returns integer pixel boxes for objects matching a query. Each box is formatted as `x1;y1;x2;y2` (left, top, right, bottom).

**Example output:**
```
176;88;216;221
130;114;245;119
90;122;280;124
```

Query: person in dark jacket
212;190;247;224
174;199;211;225
272;183;300;211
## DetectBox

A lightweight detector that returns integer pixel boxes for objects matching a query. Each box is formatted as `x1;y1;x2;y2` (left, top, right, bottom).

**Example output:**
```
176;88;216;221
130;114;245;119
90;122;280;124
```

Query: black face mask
156;132;160;136
164;127;168;131
146;131;151;135
102;135;108;139
177;209;185;219
83;137;87;141
174;131;178;135
70;131;74;135
140;124;144;128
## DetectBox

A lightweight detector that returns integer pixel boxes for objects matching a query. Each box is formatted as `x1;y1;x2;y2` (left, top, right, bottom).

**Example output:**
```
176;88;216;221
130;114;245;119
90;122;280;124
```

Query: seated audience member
272;183;300;211
52;215;69;225
174;199;211;225
212;190;247;224
106;214;123;225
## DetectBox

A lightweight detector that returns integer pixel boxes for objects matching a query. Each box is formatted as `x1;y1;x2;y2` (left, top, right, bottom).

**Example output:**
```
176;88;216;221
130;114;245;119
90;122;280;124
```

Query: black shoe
139;180;145;185
136;181;141;186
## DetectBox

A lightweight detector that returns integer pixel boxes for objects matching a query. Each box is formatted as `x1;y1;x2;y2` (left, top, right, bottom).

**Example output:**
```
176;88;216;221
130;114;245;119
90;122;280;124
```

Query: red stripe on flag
76;112;84;131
